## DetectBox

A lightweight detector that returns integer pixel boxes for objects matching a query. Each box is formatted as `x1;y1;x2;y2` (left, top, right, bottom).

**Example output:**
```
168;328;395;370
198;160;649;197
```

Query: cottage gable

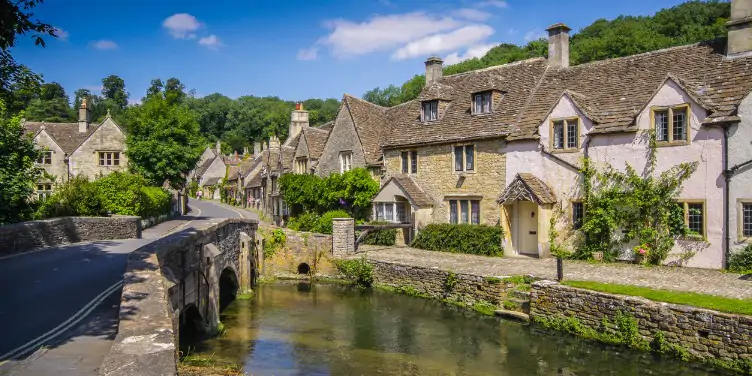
199;156;226;186
316;97;371;176
70;116;127;178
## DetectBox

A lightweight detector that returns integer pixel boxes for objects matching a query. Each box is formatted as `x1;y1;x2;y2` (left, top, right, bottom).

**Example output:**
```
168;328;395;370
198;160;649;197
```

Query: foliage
187;181;199;197
471;301;497;316
360;221;397;246
279;168;379;220
410;224;504;257
562;280;752;315
0;102;42;224
140;186;172;218
335;257;373;288
729;245;752;274
102;74;129;110
443;271;458;292
125;93;204;189
312;210;351;235
263;228;286;258
361;1;730;106
287;212;320;232
36;176;106;218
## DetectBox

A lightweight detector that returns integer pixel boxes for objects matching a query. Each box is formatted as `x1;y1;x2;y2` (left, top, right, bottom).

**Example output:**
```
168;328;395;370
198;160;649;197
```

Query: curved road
0;200;254;374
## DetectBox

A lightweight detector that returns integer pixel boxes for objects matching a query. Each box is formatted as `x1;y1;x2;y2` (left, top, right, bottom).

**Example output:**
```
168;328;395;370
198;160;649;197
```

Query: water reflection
183;283;726;376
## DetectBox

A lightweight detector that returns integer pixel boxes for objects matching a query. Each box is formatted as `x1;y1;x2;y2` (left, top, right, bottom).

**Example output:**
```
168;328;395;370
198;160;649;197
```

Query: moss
502;300;519;310
472;300;497;316
236;289;254;300
501;275;536;285
483;276;502;284
179;355;241;375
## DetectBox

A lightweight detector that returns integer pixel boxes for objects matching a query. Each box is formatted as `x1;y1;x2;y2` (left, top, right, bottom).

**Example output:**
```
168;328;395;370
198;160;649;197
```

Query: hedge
287;212;320;232
312;210;351;235
360;221;397;246
729;244;752;274
410;223;504;256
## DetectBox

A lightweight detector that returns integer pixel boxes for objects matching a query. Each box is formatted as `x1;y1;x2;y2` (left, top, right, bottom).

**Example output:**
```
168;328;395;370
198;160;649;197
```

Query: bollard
556;257;564;281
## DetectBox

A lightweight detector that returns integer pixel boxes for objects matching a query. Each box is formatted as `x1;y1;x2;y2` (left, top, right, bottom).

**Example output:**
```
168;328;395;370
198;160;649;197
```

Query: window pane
385;203;394;222
471;200;480;224
743;203;752;237
465;145;474;171
410;151;418;173
567;119;578;148
483;92;492;113
449;200;458;224
401;151;408;173
673;108;687;141
572;202;584;230
396;203;407;223
553;122;564;149
114;153;120;166
454;147;463;171
474;94;482;114
687;203;703;236
431;101;438;120
655;110;669;141
460;201;469;223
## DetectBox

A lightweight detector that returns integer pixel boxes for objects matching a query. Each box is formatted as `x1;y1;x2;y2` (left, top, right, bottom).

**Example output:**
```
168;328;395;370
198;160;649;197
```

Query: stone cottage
191;141;227;200
23;99;127;199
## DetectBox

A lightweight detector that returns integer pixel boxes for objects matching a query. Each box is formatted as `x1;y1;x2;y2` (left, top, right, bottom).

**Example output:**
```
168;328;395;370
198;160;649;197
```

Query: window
339;152;352;173
676;201;705;237
98;152;120;166
572;202;584;230
551;118;579;150
448;199;481;224
652;105;689;144
453;145;475;172
422;100;438;122
36;183;52;200
295;158;308;174
743;203;752;238
473;91;492;114
37;151;52;165
401;151;418;174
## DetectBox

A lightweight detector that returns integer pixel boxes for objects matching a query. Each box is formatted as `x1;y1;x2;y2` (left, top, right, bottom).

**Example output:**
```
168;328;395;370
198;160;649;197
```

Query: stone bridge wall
100;218;258;376
260;227;337;277
0;216;141;257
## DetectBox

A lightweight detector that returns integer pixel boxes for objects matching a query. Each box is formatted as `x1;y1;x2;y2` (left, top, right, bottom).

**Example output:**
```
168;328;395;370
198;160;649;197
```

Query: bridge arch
219;267;239;312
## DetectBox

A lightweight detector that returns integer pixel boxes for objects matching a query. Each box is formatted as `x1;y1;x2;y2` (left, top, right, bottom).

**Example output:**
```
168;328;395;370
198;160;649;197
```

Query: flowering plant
632;244;650;263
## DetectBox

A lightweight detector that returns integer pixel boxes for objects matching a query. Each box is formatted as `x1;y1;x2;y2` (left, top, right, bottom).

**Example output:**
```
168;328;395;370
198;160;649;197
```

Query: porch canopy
497;173;557;205
373;174;433;208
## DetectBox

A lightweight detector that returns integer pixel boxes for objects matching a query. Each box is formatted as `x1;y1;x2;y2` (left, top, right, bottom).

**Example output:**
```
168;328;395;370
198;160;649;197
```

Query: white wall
729;92;752;255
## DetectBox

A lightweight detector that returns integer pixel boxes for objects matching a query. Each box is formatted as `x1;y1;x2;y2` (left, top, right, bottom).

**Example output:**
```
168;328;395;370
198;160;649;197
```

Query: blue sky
13;0;694;103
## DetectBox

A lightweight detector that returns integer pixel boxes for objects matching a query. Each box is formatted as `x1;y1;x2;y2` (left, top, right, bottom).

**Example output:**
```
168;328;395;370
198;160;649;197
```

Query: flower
638;248;647;255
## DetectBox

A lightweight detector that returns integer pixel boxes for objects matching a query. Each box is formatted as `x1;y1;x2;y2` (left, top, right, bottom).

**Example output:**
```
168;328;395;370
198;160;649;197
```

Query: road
0;200;255;375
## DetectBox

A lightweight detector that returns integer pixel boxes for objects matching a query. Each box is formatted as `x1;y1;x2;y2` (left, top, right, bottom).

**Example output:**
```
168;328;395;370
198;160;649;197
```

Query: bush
729;245;752;274
335;257;373;288
279;168;379;220
312;210;351;235
360;221;397;246
410;223;504;256
287;212;320;232
264;228;286;258
141;186;172;218
94;171;149;216
37;176;106;218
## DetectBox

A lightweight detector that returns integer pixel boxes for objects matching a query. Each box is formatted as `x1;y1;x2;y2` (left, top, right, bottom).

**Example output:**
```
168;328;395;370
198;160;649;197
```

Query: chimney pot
78;98;91;132
727;0;752;58
424;56;444;86
546;23;571;68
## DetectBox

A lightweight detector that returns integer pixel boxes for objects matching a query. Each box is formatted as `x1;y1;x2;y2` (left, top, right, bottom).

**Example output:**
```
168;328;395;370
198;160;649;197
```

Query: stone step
509;290;531;300
494;309;530;323
503;298;530;313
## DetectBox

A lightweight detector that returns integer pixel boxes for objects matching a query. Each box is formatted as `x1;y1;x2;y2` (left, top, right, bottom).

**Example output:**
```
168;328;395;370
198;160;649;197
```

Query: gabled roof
378;174;434;208
202;177;221;186
418;82;456;101
497;173;557;205
24;121;101;155
280;145;296;171
226;166;241;181
194;158;215;178
240;157;261;178
343;94;389;165
317;121;334;132
301;127;329;159
245;174;263;188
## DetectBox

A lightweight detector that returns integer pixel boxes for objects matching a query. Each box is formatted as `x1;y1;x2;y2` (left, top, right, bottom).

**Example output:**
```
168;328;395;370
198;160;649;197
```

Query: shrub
264;228;286;258
141;186;172;218
279;168;379;220
729;244;752;274
287;212;320;232
360;221;397;246
335;257;373;288
410;223;503;256
312;210;351;235
94;171;148;216
37;176;106;218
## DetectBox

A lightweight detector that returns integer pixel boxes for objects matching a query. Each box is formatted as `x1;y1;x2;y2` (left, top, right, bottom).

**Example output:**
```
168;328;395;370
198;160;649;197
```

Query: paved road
0;200;254;375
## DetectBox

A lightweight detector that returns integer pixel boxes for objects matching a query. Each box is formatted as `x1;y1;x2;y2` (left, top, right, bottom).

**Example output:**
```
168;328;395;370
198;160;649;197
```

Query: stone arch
297;262;310;275
179;304;205;344
219;267;239;312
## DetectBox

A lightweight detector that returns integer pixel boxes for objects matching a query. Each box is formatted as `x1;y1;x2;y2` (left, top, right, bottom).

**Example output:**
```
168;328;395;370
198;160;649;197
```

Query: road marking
164;205;202;235
0;280;123;362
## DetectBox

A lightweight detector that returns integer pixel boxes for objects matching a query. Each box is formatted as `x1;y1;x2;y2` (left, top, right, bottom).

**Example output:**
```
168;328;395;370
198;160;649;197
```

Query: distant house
191;141;226;200
23;99;127;199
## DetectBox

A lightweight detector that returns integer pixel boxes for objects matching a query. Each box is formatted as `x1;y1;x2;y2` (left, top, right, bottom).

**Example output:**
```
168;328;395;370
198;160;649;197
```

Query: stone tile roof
280;145;295;172
239;158;260;178
343;94;389;164
389;174;434;208
497;173;557;205
245;174;262;188
302;127;329;159
226;166;240;182
194;159;215;178
317;121;334;132
23;121;101;155
202;177;221;186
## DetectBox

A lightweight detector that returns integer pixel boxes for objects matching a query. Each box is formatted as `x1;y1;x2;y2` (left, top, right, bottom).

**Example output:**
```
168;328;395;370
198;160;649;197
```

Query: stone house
192;142;227;200
23;100;127;198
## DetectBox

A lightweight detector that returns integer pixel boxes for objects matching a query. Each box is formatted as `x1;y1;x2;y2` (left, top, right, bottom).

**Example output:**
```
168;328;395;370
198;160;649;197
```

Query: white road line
165;205;202;235
0;280;123;362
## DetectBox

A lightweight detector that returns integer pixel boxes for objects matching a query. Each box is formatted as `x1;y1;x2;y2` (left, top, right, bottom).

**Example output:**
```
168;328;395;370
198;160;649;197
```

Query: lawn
561;280;752;316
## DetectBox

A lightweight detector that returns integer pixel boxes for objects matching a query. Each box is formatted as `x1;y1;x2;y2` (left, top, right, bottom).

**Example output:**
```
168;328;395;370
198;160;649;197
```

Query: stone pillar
546;23;571;68
332;218;355;257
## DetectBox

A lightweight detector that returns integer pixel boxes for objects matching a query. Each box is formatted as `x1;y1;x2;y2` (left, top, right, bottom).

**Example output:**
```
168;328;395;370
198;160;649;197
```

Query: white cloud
163;13;202;39
452;8;491;22
297;47;319;61
507;28;518;35
54;27;69;41
391;24;494;60
443;43;497;65
317;12;461;58
198;34;222;50
479;0;508;8
91;40;118;50
524;29;547;42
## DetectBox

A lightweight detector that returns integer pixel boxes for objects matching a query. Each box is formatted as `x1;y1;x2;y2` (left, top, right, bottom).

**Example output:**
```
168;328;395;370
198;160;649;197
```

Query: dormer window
473;91;492;114
421;100;438;122
551;118;579;151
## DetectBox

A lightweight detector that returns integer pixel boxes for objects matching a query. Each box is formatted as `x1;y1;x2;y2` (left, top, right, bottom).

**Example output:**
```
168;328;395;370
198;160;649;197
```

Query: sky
13;0;694;104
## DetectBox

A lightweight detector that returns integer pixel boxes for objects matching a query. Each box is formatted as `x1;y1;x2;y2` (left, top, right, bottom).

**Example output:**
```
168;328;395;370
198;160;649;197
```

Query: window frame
472;91;493;115
339;151;353;173
737;199;752;243
650;104;691;146
421;100;439;122
571;200;585;230
549;117;580;152
447;198;481;225
675;199;706;240
98;151;121;166
400;150;418;174
35;183;53;200
452;144;476;173
295;157;308;174
37;150;52;165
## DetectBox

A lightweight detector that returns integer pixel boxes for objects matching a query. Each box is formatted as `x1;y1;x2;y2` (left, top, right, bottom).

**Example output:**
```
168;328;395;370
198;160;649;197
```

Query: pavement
0;199;257;376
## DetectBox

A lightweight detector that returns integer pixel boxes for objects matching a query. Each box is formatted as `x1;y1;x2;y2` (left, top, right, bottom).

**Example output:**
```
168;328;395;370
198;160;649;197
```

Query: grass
562;280;752;316
236;289;254;300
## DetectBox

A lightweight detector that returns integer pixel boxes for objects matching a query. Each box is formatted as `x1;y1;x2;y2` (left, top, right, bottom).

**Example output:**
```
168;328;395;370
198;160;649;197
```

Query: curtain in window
474;94;482;114
449;200;458;224
460;200;469;223
396;203;407;223
655;111;669;141
553;122;564;149
384;203;394;222
471;200;480;224
465;145;474;171
411;151;418;173
375;203;384;221
454;147;463;171
483;92;491;113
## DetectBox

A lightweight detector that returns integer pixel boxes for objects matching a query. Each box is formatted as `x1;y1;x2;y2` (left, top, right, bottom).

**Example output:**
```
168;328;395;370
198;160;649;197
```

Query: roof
239;158;261;178
497;173;557;205
245;174;263;188
23;121;101;155
382;174;434;208
226;166;240;181
202;177;221;186
317;121;334;132
343;94;389;164
301;127;329;159
280;145;296;171
194;159;214;178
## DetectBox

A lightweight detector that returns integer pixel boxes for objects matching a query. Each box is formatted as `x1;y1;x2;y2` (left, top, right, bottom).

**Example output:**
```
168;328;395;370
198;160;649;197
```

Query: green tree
101;74;128;110
125;95;203;189
0;100;41;224
39;82;67;101
164;77;186;105
24;97;74;122
145;78;164;99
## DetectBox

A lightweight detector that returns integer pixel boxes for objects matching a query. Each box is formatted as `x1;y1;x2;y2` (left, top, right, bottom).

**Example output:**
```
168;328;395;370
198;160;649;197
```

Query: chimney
546;23;571;68
253;141;262;157
268;135;280;151
216;140;221;155
424;56;443;86
727;0;752;58
287;103;309;145
78;98;91;132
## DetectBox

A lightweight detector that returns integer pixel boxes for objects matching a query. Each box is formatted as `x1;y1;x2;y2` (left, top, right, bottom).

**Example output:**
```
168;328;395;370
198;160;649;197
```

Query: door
516;201;539;255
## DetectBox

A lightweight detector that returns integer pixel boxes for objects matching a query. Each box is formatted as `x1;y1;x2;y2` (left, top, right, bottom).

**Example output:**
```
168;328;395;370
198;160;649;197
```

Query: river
181;282;727;376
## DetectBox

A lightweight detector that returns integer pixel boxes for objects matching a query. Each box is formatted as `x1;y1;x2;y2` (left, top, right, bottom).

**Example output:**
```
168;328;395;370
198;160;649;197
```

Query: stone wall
315;104;367;177
332;218;354;257
261;227;337;277
530;281;752;364
70;118;128;178
0;216;141;256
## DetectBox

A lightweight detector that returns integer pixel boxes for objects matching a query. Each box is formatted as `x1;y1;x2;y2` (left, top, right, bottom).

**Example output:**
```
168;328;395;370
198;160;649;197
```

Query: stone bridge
100;218;259;376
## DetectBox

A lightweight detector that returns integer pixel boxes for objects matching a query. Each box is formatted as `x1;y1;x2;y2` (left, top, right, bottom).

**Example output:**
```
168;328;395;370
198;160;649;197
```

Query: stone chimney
268;135;280;151
287;103;309;146
216;140;221;155
546;23;571;68
253;141;262;158
424;56;443;86
78;98;91;133
727;0;752;58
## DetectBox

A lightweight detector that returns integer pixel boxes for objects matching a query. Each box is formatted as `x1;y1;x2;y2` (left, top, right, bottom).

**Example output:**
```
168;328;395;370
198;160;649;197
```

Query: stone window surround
471;91;493;115
35;182;53;200
675;199;706;240
452;144;476;174
295;157;308;174
37;150;52;165
650;104;691;147
571;199;585;230
98;151;121;166
737;198;752;243
549;116;580;153
446;195;482;225
400;150;418;174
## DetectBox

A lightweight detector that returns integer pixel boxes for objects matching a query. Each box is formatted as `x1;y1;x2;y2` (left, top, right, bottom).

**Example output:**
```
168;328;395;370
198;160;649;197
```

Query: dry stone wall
262;227;337;277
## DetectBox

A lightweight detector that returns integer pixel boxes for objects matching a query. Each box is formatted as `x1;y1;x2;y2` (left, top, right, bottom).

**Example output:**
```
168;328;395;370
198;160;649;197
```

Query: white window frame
35;183;53;200
472;91;492;114
421;100;438;122
453;144;475;172
339;151;352;173
651;104;690;145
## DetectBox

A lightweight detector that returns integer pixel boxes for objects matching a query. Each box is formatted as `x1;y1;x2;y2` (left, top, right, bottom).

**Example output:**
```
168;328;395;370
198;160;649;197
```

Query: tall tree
164;77;186;105
0;100;41;224
25;81;74;121
40;82;67;101
145;78;164;99
101;74;128;110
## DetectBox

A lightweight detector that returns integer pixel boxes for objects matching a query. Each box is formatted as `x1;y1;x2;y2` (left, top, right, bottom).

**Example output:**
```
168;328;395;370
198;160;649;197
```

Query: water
183;282;727;376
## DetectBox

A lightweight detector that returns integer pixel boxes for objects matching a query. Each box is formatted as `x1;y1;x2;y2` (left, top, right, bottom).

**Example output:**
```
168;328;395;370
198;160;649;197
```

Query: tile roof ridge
386;99;418;109
565;41;713;70
442;56;547;78
305;126;329;133
343;93;387;109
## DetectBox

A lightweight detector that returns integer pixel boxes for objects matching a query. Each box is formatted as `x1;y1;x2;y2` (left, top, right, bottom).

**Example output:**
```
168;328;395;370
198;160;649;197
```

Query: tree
125;95;204;189
24;97;74;122
0;100;41;224
40;82;67;101
73;88;109;121
164;77;186;105
145;78;164;99
101;74;128;110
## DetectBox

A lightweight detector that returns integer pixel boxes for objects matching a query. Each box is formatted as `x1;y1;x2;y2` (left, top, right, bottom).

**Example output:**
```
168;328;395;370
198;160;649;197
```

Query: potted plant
633;244;649;264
